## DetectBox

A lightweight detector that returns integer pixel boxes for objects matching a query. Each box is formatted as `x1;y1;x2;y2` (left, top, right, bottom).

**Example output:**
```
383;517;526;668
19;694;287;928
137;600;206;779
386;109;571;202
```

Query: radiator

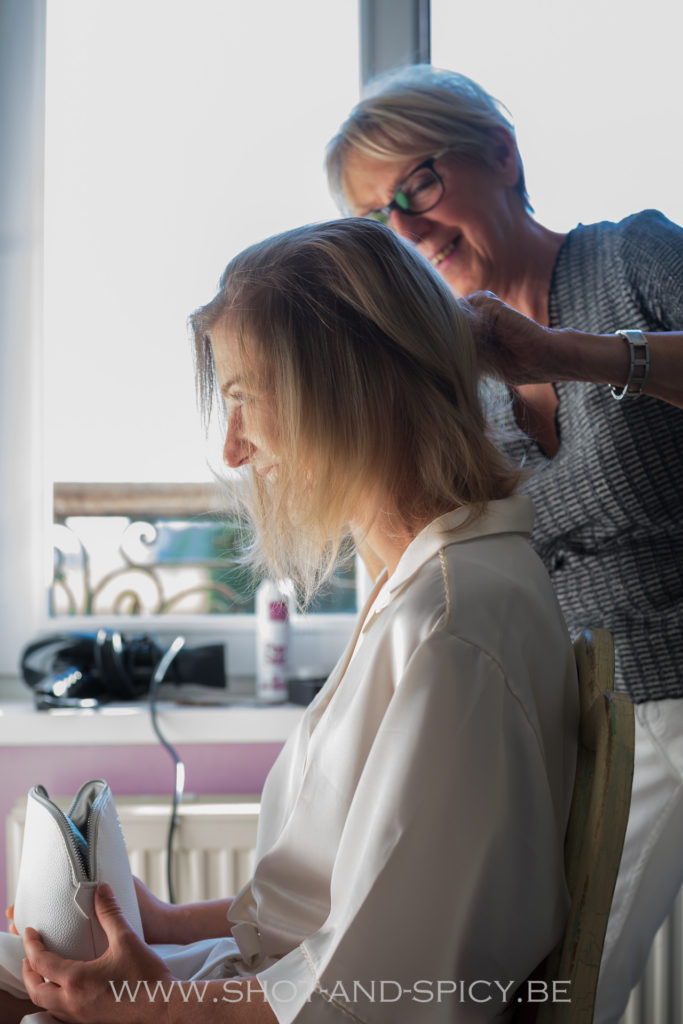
5;796;681;1021
5;794;260;904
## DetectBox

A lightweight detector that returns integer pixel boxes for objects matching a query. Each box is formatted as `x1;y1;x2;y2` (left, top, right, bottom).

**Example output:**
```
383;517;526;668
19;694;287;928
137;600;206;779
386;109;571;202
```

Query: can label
265;642;287;665
269;601;288;622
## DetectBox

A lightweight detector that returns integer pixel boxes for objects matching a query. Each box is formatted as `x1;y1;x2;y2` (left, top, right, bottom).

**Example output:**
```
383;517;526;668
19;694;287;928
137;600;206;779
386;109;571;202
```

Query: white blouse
228;495;579;1023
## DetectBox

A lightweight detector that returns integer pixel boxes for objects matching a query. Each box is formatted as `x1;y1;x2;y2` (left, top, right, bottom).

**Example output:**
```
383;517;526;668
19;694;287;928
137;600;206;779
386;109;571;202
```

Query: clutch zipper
33;785;90;882
85;789;105;882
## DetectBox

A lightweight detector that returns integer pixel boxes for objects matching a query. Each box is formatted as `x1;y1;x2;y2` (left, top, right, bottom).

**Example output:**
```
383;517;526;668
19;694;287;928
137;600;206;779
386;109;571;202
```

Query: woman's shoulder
551;209;683;328
396;531;575;728
400;503;564;653
565;209;683;255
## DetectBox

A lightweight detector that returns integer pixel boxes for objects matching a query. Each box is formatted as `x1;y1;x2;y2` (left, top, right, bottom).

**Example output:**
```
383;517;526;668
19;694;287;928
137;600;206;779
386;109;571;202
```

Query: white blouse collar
389;495;534;594
362;496;535;632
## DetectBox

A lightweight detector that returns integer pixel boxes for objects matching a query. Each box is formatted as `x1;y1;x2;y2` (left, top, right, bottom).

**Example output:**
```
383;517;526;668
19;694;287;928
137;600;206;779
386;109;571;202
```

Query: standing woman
326;64;683;1023
8;218;578;1022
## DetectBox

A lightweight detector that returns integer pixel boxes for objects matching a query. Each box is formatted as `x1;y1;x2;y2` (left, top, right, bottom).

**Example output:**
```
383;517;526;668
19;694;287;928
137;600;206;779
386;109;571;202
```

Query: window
430;0;683;231
2;0;428;681
40;0;361;671
16;0;677;680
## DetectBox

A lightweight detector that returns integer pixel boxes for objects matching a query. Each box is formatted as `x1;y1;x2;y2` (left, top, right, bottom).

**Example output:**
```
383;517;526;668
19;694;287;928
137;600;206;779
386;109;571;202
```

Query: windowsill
0;676;305;746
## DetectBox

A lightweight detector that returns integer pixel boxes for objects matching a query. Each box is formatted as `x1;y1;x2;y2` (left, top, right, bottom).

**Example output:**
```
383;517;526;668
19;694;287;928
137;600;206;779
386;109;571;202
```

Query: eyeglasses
365;151;447;225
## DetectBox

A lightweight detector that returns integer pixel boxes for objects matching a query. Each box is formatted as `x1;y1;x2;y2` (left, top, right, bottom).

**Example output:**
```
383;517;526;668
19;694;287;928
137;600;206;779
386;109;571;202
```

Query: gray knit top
498;210;683;702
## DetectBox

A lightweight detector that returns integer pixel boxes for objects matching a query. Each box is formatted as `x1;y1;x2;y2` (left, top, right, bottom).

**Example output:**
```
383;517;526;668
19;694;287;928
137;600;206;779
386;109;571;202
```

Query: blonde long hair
191;218;518;602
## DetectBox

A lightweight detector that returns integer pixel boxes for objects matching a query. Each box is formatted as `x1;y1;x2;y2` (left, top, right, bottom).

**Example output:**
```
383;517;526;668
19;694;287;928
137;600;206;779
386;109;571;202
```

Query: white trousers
594;698;683;1024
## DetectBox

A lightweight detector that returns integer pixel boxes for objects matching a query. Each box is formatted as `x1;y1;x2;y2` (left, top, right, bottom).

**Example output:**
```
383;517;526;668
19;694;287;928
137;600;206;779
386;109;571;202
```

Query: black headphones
20;629;225;709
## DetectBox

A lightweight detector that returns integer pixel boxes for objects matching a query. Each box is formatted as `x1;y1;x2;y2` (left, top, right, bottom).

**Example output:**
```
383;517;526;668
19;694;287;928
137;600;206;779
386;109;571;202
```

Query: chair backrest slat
515;628;635;1024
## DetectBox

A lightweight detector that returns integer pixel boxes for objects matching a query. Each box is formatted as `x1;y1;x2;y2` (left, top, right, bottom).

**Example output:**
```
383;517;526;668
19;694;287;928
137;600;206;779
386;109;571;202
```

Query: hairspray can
255;580;290;702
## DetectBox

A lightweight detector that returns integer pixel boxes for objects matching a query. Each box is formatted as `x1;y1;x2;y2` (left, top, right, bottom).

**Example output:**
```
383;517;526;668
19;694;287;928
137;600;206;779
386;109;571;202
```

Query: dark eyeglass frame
365;150;448;224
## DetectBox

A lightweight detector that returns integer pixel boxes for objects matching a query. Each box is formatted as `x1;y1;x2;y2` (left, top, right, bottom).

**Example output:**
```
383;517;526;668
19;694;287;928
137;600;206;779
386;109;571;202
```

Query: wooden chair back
517;628;635;1023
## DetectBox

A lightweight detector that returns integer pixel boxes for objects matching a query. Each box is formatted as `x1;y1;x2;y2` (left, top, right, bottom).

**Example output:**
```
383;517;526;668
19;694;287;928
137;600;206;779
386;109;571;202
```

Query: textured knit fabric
497;210;683;703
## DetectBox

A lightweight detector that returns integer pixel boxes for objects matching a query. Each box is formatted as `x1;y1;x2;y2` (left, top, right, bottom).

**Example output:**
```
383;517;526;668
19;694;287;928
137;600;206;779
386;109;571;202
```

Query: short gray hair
326;64;531;212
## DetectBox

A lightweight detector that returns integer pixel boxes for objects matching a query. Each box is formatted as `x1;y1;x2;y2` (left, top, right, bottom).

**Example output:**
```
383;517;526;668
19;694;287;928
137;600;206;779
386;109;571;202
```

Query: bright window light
43;1;360;620
430;0;683;233
44;0;359;484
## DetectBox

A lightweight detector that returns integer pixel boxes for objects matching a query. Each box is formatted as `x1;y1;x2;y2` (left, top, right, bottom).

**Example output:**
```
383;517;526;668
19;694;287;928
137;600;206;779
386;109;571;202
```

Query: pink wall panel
0;742;281;914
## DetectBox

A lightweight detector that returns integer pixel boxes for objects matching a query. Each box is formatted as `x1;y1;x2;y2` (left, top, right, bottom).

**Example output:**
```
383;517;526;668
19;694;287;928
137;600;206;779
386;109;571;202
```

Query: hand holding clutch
12;779;143;960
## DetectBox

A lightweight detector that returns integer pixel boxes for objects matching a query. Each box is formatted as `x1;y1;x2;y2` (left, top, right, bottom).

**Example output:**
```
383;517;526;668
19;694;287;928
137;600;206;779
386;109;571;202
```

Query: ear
489;126;520;189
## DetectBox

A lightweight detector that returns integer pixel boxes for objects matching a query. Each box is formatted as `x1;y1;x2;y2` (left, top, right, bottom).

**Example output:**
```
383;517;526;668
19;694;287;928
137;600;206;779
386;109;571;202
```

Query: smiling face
209;319;280;477
191;219;520;602
341;145;522;298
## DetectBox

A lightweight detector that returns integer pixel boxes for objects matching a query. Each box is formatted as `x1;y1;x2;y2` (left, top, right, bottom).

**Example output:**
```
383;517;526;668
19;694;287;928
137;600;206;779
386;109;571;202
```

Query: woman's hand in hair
460;291;563;386
463;291;683;409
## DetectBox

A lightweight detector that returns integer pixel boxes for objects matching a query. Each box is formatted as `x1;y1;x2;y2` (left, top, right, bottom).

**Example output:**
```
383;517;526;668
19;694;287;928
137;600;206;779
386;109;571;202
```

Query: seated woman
6;218;577;1023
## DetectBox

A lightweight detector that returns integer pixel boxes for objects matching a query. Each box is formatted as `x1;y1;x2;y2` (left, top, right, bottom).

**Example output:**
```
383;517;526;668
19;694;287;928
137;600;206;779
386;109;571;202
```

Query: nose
223;406;255;468
387;208;431;245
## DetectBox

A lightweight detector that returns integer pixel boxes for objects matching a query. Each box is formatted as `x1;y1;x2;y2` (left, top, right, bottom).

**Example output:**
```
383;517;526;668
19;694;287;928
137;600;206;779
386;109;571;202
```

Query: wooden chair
517;628;635;1023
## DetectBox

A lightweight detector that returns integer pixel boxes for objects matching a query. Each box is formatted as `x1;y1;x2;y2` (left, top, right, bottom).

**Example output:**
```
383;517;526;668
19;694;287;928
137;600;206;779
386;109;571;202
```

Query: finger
22;957;73;1021
6;905;18;936
22;951;56;990
94;883;132;950
133;874;153;902
23;926;73;978
23;925;46;959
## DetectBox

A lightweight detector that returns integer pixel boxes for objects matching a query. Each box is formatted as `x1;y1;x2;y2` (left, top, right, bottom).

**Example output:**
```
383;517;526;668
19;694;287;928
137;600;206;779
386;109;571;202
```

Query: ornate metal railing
52;483;356;617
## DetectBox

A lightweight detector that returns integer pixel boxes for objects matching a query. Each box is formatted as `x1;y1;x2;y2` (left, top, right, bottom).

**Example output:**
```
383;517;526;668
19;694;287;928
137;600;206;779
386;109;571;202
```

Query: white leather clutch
12;778;144;960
